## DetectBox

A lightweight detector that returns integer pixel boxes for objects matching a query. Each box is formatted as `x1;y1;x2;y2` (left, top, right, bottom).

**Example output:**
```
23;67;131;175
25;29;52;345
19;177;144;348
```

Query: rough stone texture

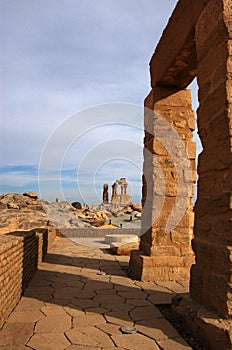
129;0;232;348
129;88;196;281
103;183;109;204
111;178;131;205
171;295;232;350
149;0;210;88
190;0;232;321
0;228;56;329
0;236;191;349
0;193;51;234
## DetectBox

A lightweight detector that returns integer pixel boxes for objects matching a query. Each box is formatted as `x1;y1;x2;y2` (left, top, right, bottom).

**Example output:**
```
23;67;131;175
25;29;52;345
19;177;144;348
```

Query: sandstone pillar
190;0;232;319
111;181;118;203
103;183;108;204
129;87;196;281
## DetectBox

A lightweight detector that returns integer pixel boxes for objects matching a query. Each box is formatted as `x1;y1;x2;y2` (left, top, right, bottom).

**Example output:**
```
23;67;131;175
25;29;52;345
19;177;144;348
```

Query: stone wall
0;228;56;329
129;0;232;347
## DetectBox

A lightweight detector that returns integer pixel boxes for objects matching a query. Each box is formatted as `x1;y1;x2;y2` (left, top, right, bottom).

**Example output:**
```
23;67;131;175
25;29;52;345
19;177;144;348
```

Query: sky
0;0;201;204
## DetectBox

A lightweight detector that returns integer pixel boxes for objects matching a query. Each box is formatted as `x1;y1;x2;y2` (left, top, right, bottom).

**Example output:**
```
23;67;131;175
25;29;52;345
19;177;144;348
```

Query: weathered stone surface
0;193;49;234
34;314;71;333
130;1;232;348
23;191;38;199
112;333;160;350
137;317;180;340
103;183;109;204
0;322;34;347
130;305;163;321
0;236;190;348
66;326;114;348
157;338;191;350
71;201;82;210
27;332;70;350
150;0;210;88
130;87;195;282
111;178;131;205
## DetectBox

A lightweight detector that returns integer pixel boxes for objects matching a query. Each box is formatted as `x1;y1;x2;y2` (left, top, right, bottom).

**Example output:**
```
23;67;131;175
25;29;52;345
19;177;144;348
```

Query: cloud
2;0;204;204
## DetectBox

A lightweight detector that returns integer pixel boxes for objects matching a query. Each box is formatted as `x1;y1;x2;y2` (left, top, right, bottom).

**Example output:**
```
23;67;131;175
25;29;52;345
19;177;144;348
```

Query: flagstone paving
0;236;191;349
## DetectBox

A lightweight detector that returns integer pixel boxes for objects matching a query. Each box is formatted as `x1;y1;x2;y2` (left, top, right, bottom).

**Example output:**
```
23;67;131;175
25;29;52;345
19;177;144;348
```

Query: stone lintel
150;0;210;88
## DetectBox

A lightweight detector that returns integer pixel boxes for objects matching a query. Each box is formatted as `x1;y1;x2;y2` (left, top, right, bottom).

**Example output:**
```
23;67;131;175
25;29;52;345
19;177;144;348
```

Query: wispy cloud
1;0;202;203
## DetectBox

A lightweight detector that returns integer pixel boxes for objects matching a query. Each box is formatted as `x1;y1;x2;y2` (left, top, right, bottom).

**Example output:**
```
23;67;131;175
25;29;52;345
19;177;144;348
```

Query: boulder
110;241;140;256
71;201;83;210
23;192;38;200
130;203;142;212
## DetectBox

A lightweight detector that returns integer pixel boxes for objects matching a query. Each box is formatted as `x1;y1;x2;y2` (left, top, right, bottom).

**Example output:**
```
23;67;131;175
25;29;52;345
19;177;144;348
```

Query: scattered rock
71;201;82;210
23;192;38;200
0;193;49;235
7;203;19;210
130;203;142;212
0;192;142;232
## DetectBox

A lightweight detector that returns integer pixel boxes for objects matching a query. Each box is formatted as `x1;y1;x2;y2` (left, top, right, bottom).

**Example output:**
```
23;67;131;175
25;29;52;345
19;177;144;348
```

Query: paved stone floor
0;237;191;350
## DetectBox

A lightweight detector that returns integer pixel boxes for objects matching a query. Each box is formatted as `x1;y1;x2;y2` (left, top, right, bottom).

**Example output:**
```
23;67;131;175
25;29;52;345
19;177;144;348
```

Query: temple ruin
111;178;131;205
129;0;232;348
102;178;131;205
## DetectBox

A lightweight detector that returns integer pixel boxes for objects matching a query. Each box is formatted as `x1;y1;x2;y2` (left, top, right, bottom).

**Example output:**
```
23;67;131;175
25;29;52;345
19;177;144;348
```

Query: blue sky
0;0;201;204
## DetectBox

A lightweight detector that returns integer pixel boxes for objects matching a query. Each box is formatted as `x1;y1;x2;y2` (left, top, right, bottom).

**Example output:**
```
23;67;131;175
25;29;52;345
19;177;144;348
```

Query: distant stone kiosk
102;178;131;205
111;178;131;205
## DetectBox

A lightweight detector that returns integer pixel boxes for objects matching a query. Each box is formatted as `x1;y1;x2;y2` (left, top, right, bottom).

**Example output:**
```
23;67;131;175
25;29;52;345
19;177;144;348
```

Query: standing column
103;183;108;204
129;87;196;281
111;181;119;203
190;0;232;318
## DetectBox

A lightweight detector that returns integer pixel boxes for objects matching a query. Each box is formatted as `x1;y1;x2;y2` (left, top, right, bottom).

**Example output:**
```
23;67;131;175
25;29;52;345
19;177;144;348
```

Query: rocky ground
0;192;142;234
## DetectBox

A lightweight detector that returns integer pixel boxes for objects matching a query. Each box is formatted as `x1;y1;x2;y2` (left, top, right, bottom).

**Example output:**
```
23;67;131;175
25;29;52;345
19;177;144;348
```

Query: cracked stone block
0;322;34;347
112;333;160;350
65;326;114;348
157;337;191;349
27;332;70;350
34;314;71;333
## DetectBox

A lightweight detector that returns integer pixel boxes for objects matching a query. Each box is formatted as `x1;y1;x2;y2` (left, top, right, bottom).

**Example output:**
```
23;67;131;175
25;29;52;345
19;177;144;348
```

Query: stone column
111;181;118;203
129;87;196;281
190;0;232;319
103;183;108;204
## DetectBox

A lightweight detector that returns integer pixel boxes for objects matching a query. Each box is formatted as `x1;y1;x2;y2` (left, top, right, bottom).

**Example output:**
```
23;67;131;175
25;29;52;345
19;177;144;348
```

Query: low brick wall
0;227;56;329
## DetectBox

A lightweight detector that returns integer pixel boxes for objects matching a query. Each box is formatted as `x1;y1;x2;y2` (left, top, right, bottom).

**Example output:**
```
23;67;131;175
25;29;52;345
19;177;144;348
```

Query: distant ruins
102;178;131;205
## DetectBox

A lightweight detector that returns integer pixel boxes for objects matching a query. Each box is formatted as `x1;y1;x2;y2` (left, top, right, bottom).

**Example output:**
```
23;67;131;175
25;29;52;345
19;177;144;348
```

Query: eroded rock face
0;193;142;232
71;201;83;210
23;192;38;200
0;193;49;234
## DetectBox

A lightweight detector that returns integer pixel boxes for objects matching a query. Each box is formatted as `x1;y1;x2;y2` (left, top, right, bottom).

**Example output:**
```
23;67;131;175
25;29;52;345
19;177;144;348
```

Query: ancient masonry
129;0;232;348
103;178;131;205
103;183;109;204
0;228;56;329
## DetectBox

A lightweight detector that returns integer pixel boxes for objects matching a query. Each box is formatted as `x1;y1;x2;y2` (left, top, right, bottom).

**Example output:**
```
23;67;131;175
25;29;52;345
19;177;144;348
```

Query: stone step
105;234;139;244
